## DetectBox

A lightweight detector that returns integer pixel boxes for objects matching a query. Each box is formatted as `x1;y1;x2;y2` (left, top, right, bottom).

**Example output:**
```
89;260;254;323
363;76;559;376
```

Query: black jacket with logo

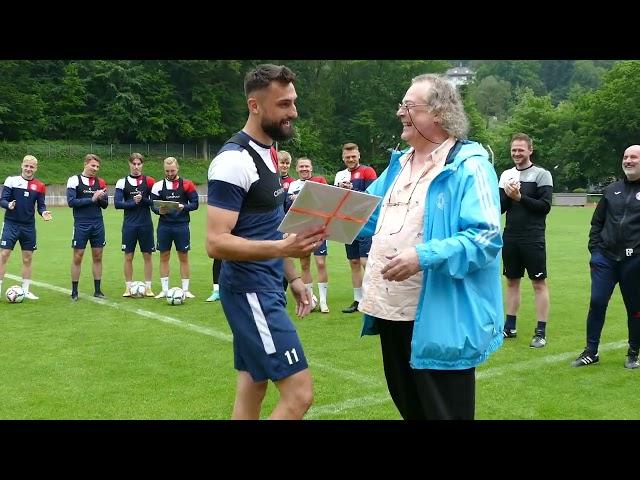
588;177;640;261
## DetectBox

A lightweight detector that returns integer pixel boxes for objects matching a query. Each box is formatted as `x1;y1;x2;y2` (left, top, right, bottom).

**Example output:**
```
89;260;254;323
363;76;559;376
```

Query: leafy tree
45;62;90;139
0;61;46;140
471;75;511;120
472;60;544;95
571;60;640;180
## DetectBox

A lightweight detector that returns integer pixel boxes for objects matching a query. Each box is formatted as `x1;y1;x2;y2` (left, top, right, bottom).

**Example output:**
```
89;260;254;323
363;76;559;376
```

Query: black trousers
212;258;221;285
375;317;476;420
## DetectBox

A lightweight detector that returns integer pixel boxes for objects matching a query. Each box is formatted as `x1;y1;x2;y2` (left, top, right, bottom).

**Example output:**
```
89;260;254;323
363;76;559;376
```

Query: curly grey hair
412;74;469;139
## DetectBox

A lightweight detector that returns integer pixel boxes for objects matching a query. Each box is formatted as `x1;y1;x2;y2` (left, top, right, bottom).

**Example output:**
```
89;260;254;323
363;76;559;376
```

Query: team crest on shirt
353;172;361;179
636;192;640;201
30;184;37;190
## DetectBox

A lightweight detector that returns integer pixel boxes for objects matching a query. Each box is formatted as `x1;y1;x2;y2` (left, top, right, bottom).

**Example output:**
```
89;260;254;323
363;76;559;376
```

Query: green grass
0;205;636;419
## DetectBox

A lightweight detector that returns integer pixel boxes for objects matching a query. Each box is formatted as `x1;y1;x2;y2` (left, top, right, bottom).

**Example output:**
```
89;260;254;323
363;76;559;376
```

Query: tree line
1;60;637;190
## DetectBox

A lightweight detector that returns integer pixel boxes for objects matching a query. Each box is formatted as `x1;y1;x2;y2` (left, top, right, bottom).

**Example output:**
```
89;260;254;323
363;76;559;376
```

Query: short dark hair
342;142;359;152
511;133;533;149
129;152;144;163
244;64;296;98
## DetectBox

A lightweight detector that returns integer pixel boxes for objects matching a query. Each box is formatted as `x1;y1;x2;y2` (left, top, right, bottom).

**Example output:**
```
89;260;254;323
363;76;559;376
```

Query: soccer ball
130;281;147;298
6;285;25;303
166;287;185;306
311;294;318;311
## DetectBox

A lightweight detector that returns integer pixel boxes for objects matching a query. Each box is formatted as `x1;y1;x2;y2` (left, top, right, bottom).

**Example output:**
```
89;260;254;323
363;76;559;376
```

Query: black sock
536;321;546;336
72;281;78;295
505;315;516;331
94;279;101;293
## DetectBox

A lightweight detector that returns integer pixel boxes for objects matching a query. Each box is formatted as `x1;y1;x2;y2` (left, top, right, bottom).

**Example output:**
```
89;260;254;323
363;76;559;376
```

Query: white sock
126;281;132;289
160;277;169;292
305;283;314;298
354;287;363;302
0;280;3;293
182;278;189;291
22;279;31;294
318;282;328;305
213;284;219;292
145;281;152;289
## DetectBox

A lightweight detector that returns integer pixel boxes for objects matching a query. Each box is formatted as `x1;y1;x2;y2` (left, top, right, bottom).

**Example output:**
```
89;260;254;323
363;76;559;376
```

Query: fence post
195;144;198;158
147;144;149;156
130;144;132;155
165;143;167;156
48;144;51;158
182;144;185;160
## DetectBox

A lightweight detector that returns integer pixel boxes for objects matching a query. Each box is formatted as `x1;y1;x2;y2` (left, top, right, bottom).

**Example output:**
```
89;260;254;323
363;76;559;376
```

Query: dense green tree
471;75;511;120
571;60;640;180
0;61;46;140
45;62;90;139
472;60;544;95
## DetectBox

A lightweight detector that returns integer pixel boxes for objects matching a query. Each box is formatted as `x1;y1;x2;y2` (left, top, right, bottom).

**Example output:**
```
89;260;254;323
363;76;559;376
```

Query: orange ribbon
289;190;365;228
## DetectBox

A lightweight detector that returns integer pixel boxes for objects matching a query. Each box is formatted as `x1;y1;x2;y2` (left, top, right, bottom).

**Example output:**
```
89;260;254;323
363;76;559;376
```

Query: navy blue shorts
0;221;37;251
156;223;190;252
72;221;105;249
345;237;372;260
219;287;308;382
314;239;328;256
121;224;155;253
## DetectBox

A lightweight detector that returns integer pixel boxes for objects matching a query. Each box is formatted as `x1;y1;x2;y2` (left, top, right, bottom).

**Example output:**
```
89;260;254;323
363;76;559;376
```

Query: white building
445;66;476;87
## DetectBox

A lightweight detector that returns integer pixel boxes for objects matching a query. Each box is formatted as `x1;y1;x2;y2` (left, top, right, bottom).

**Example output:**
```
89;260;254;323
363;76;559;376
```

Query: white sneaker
320;303;329;313
24;291;39;300
154;291;167;299
184;291;195;299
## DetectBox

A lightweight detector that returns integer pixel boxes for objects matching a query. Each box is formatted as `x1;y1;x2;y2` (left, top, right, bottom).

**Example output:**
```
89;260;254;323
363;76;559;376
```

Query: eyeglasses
372;152;435;237
397;102;430;112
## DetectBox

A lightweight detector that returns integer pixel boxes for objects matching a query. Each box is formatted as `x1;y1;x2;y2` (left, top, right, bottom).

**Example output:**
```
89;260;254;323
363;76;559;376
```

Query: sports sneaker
530;331;547;348
342;300;359;314
93;291;106;299
145;289;155;297
24;291;39;300
155;291;167;299
70;292;79;302
503;328;517;338
571;349;599;367
122;288;131;298
624;348;640;369
206;290;220;302
320;302;330;314
184;291;196;299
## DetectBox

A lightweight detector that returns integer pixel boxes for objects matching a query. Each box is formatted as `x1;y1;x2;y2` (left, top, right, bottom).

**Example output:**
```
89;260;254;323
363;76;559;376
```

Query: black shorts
502;240;547;280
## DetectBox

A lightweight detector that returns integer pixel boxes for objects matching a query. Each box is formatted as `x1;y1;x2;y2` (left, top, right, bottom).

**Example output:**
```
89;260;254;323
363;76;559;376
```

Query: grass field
0;205;637;420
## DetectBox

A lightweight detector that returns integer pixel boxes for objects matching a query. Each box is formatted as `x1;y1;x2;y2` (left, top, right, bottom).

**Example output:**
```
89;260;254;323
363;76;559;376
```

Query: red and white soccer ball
166;287;185;306
130;281;146;298
6;285;25;303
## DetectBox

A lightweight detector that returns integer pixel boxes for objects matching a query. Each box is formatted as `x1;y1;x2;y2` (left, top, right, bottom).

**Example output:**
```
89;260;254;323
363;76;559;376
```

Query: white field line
6;274;233;342
5;274;378;387
309;341;630;418
6;274;630;418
